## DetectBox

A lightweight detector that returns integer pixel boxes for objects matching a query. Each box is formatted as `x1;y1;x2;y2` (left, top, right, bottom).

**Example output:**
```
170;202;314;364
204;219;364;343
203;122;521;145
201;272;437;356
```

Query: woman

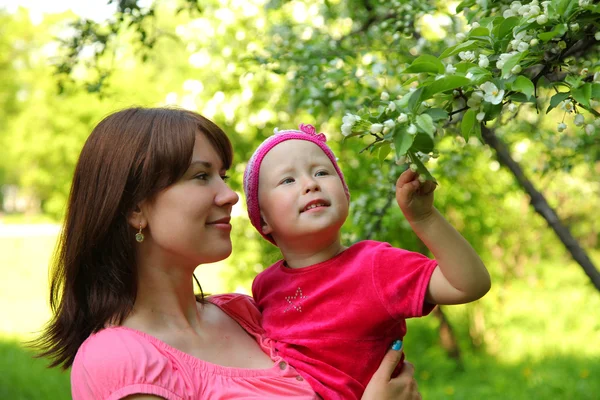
33;107;421;399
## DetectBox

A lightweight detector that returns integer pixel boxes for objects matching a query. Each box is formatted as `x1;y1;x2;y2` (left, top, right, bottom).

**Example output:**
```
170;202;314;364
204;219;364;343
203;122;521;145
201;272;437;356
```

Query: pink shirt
71;293;317;400
252;240;438;400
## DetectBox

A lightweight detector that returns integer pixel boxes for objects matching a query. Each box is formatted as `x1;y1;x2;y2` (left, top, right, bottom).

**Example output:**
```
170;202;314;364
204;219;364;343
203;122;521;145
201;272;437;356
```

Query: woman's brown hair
31;107;233;369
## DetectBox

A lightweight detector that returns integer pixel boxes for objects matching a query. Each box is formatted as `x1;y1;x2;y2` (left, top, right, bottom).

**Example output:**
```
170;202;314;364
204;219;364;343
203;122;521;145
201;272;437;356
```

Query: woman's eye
221;175;230;182
194;173;209;181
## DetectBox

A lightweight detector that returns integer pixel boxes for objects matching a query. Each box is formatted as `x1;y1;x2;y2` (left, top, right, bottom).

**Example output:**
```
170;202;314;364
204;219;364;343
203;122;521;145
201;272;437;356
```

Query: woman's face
141;133;239;266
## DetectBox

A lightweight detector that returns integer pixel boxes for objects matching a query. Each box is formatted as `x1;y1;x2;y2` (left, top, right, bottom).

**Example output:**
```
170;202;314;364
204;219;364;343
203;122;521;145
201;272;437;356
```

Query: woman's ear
127;204;146;230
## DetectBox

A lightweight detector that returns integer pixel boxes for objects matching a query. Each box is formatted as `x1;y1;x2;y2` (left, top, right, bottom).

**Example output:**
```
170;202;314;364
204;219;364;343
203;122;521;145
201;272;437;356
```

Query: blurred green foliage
0;0;599;398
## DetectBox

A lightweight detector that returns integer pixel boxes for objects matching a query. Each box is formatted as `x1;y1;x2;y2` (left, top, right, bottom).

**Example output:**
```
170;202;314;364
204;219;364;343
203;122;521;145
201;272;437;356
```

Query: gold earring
135;224;145;243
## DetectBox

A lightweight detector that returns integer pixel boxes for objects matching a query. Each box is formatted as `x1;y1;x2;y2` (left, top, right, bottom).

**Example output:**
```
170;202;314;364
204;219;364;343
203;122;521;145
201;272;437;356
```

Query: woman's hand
361;341;421;400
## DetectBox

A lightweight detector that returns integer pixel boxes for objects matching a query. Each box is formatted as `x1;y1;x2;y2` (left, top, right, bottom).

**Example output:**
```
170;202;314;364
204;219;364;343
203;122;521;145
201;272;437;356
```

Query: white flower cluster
503;0;548;24
341;113;361;136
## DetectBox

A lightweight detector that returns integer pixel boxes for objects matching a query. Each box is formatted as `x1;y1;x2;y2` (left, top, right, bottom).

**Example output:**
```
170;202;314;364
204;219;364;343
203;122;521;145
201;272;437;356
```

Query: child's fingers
396;169;418;188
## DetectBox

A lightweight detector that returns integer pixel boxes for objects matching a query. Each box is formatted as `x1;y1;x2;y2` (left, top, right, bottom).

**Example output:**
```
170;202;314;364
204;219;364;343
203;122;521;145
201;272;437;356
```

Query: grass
1;225;599;399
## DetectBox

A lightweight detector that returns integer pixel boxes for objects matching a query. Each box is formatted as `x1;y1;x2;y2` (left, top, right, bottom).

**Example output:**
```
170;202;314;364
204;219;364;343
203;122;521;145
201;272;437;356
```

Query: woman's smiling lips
206;217;232;231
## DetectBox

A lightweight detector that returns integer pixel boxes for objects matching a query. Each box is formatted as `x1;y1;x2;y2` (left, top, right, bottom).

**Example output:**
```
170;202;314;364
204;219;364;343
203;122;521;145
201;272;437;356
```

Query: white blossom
418;175;427;183
537;14;548;24
517;42;529;52
574;114;585;126
478;55;489;68
387;101;397;112
370;123;383;134
476;111;486;122
456;33;466;42
595;32;600;41
467;91;484;108
458;51;476;62
570;23;580;32
397;113;408;123
579;0;590;6
511;65;522;74
341;124;353;136
508;103;517;112
342;113;358;125
384;119;396;129
380;92;390;101
480;82;505;105
560;100;574;113
585;124;595;135
409;163;418;172
557;122;567;132
446;64;457;74
407;124;418;135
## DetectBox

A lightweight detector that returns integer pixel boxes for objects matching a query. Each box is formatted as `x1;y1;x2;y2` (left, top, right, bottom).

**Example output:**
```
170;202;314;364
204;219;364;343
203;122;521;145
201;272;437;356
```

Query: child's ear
260;214;273;235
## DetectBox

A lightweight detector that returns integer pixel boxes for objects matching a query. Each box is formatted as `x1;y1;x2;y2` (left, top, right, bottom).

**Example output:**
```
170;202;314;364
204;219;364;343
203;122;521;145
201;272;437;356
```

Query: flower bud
409;163;418;172
380;92;390;101
370;123;383;134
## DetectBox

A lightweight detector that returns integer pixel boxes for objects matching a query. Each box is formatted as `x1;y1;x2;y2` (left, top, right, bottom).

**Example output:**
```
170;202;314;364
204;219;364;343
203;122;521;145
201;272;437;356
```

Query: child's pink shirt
71;293;317;400
252;240;438;400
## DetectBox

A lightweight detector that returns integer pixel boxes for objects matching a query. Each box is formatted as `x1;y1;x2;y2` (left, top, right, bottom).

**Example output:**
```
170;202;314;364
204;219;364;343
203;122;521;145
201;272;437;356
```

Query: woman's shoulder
72;327;186;400
206;293;264;337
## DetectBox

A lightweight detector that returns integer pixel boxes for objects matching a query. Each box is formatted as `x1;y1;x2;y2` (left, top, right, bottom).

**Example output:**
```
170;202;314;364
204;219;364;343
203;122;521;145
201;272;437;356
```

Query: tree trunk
432;307;462;363
481;125;600;291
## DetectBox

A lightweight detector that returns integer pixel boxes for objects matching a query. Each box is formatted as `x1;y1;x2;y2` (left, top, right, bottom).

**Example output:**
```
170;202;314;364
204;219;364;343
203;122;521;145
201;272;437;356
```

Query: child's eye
315;170;329;177
280;177;295;185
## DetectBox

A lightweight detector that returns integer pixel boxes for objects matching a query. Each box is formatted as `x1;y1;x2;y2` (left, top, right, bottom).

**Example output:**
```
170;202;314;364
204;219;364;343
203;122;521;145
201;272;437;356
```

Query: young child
243;123;491;399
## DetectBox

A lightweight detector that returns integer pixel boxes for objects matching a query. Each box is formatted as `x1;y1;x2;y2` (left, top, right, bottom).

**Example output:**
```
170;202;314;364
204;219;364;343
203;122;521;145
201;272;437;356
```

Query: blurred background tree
0;1;598;399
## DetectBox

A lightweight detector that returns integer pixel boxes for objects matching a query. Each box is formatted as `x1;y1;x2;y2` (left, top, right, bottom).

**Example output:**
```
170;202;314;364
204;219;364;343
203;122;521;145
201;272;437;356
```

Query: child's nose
303;177;320;193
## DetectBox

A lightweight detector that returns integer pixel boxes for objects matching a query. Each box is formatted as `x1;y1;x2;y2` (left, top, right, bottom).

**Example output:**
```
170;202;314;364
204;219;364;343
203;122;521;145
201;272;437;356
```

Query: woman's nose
216;181;239;206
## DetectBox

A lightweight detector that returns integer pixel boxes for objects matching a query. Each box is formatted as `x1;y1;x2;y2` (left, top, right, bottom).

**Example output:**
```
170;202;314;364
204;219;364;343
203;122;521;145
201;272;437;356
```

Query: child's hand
395;169;436;224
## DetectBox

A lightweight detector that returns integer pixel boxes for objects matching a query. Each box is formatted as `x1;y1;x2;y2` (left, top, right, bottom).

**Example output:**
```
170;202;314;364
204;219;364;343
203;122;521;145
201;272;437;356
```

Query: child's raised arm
396;170;491;305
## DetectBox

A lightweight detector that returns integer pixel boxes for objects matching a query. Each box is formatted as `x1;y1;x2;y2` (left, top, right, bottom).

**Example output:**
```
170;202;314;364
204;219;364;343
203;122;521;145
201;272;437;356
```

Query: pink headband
243;124;350;245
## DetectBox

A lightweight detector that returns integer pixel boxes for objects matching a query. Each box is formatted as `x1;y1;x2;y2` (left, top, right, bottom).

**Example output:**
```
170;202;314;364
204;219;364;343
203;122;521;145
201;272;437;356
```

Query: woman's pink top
71;293;317;399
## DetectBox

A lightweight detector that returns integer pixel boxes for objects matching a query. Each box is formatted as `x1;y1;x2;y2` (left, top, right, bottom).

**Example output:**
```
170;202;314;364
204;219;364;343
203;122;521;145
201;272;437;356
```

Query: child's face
257;140;349;246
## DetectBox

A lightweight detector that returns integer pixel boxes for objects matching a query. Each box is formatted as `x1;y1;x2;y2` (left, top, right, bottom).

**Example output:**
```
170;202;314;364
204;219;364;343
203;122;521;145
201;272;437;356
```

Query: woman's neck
123;257;203;335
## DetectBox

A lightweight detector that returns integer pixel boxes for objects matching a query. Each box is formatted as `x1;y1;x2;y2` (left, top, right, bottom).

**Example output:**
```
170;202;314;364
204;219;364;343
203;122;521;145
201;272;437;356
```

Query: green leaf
461;108;476;139
439;40;477;59
456;0;476;13
546;92;570;113
378;143;391;163
468;27;490;38
496;17;520;39
407;150;437;184
501;51;527;78
416;114;435;138
394;126;415;158
591;84;600;100
424;108;449;121
408;87;425;112
412;133;435;154
538;24;567;42
511;76;535;98
404;55;445;74
421;76;472;101
571;83;592;108
467;66;493;84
